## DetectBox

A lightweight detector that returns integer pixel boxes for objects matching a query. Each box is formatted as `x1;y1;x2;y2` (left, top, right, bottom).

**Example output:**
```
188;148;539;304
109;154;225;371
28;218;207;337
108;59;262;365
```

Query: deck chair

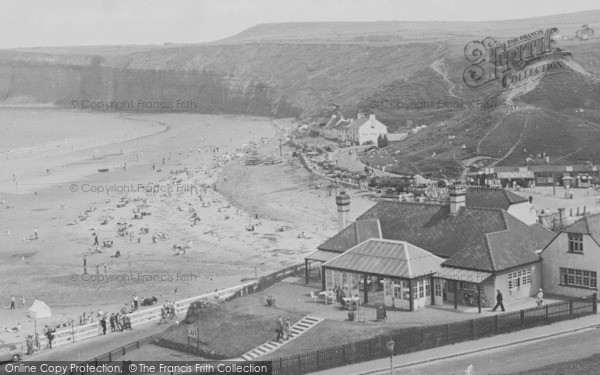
310;292;318;303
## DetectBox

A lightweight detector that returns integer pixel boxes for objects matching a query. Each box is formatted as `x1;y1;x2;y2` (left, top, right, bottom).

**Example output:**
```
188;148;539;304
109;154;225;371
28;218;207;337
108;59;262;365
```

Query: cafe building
306;187;554;312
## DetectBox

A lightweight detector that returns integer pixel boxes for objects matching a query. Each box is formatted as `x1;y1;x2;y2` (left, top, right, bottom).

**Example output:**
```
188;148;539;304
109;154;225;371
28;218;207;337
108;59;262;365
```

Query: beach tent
29;300;51;319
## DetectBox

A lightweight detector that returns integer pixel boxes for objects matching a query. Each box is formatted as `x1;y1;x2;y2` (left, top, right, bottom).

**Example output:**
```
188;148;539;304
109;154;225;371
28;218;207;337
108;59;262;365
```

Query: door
383;278;393;306
434;279;445;305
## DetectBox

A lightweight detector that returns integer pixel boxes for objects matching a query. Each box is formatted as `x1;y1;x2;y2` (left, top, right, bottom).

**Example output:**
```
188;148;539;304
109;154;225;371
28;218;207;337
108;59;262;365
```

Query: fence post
297;355;302;373
469;320;475;340
545;305;549;322
569;300;574;316
520;309;524;326
494;315;499;334
316;349;320;371
593;293;598;313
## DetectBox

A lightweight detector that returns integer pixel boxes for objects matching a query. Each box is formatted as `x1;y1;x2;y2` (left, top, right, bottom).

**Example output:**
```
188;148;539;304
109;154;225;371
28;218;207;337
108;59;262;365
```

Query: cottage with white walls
346;113;388;145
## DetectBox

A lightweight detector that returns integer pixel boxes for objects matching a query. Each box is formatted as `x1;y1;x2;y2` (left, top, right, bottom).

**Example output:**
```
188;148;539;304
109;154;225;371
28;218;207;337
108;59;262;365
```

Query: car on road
0;343;22;363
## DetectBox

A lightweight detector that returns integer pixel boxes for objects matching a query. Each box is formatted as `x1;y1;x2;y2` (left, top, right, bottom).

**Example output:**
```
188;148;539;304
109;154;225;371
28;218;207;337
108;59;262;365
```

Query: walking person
26;335;33;355
21;296;25;308
109;313;116;332
10;295;15;309
44;326;55;349
133;294;139;310
34;227;38;240
275;315;284;341
285;317;292;340
100;316;107;335
93;234;99;247
492;289;505;312
83;255;87;275
536;288;544;307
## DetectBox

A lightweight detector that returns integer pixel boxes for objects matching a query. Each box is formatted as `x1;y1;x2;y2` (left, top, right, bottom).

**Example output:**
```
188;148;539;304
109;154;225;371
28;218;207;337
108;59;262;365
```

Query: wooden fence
271;294;597;375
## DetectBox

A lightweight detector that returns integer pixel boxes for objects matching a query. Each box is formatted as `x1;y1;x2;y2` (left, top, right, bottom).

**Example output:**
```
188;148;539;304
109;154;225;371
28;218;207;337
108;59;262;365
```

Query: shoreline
0;112;329;348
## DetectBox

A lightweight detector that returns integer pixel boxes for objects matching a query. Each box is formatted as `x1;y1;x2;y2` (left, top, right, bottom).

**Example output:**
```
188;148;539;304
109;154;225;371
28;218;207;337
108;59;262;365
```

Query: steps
239;315;324;361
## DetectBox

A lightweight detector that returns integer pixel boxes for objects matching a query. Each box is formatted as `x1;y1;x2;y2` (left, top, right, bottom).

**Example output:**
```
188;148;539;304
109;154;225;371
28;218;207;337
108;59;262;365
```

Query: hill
0;11;599;178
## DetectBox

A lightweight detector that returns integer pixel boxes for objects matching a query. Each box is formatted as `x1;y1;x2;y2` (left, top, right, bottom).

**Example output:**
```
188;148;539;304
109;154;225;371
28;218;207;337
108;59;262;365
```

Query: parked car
0;343;22;363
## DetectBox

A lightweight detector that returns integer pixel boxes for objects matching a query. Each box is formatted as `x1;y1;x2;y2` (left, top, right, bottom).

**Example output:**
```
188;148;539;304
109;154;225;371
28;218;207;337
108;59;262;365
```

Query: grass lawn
156;280;476;361
503;353;600;375
157;292;307;358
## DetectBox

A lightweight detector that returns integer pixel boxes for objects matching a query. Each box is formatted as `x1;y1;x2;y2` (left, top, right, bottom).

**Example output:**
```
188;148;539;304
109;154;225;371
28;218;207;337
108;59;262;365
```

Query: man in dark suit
492;289;505;312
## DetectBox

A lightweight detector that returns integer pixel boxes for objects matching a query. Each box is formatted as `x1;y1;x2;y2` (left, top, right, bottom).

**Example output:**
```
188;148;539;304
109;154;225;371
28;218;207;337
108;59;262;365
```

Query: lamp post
386;338;395;375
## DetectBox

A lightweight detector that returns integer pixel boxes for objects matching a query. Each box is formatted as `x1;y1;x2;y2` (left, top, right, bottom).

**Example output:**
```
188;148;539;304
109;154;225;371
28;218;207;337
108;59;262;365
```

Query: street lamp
386;338;395;375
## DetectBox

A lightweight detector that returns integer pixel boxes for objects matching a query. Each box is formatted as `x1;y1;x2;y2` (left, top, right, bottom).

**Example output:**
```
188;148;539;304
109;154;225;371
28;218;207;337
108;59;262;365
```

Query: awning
435;267;492;284
305;250;341;263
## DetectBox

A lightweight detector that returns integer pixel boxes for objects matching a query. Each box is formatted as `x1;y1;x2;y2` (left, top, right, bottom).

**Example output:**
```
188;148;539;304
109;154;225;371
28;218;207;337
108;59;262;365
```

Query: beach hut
29;300;52;334
562;175;573;188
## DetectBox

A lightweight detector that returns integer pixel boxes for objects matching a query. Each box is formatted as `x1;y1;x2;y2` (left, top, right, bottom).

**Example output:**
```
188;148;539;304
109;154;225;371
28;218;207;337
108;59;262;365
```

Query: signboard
187;327;199;338
496;171;534;179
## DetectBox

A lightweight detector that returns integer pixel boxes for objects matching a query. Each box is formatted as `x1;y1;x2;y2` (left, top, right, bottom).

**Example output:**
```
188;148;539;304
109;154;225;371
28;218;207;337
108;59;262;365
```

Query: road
372;327;600;375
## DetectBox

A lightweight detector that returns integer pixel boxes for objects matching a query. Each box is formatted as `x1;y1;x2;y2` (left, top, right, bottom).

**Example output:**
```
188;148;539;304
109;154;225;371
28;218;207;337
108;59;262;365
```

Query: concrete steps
239;315;324;361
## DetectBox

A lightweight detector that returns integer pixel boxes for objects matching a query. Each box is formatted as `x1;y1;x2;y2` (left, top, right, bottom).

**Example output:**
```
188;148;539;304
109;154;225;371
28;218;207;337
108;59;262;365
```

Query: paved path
376;327;600;375
332;147;396;177
309;310;600;375
21;320;174;362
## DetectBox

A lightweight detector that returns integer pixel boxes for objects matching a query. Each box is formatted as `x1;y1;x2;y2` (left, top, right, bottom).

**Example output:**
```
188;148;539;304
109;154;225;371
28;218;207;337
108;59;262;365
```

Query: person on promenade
26;335;33;355
492;289;505;312
275;315;284;341
109;313;116;332
34;227;38;239
133;294;139;310
536;288;544;307
10;295;15;309
44;326;55;349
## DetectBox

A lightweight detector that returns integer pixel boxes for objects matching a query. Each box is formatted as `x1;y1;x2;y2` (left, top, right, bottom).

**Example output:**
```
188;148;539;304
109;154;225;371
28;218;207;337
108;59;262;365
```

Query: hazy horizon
0;0;598;49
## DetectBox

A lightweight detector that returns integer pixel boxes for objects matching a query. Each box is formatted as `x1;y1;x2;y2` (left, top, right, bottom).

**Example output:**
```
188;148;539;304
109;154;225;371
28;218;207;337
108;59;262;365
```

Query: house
540;212;600;297
306;186;554;312
333;118;352;142
465;187;538;225
576;24;595;40
321;114;341;139
346;113;388;145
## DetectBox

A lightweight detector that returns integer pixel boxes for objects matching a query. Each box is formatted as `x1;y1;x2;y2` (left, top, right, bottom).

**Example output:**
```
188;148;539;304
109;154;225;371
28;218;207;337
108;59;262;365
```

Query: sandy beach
0;109;379;347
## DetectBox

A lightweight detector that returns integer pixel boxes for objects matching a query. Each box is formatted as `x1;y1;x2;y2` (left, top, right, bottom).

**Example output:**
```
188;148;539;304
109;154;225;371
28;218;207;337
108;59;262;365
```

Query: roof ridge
404;242;413;278
483;233;497;271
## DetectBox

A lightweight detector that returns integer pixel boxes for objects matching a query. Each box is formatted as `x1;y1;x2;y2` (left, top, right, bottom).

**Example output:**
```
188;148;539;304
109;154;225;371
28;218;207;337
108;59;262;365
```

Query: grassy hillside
0;11;599;178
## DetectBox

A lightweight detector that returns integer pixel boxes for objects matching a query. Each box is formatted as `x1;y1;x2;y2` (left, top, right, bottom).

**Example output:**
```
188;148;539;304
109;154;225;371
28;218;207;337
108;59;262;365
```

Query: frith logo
463;27;571;89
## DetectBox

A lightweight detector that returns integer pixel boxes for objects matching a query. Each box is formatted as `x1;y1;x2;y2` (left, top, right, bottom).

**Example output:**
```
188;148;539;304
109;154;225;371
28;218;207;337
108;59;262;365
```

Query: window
508;267;533;290
461;282;478;291
568;233;584;253
560;267;597;288
434;279;443;297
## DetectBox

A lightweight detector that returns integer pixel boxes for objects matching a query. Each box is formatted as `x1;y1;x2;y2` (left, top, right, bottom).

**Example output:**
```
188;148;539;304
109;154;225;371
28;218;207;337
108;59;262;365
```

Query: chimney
336;191;351;231
331;114;336;119
369;114;376;120
558;207;565;227
448;185;467;215
357;113;364;119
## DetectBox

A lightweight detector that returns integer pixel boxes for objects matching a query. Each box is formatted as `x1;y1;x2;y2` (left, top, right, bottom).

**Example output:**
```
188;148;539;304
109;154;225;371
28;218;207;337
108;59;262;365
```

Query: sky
0;0;598;48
